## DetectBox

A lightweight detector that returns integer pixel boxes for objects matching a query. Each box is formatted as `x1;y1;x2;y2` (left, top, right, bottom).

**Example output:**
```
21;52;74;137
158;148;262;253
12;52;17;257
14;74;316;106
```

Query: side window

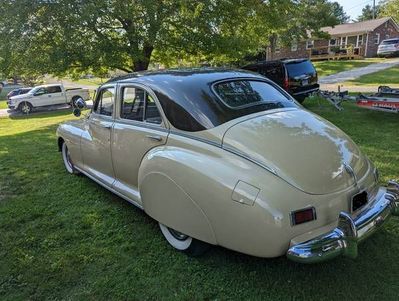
145;94;162;124
120;86;162;124
120;87;145;121
94;87;114;116
47;86;62;93
35;88;48;95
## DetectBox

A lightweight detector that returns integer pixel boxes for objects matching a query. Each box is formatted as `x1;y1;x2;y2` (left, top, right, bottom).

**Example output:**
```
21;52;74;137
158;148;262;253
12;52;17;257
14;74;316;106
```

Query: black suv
242;59;319;102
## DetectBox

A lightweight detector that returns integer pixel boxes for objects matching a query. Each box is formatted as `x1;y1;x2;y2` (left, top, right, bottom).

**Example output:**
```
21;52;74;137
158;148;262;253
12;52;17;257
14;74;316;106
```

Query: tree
357;4;381;21
0;0;271;76
331;1;350;24
380;0;399;22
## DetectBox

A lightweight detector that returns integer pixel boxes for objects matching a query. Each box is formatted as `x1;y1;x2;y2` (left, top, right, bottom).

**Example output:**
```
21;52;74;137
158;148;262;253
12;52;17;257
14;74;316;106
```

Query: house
270;17;399;60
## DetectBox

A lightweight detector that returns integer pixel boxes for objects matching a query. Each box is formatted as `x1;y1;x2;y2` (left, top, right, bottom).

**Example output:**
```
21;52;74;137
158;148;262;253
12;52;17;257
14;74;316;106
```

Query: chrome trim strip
222;145;279;176
169;130;221;148
287;181;399;264
74;166;144;210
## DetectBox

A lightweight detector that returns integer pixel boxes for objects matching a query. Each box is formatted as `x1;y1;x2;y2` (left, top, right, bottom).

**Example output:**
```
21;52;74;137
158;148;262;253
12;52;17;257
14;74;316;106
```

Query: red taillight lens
291;207;316;225
283;78;289;90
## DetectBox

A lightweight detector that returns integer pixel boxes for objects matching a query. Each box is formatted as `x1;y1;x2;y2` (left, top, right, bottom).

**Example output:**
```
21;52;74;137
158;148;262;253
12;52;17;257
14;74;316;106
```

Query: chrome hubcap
168;228;189;241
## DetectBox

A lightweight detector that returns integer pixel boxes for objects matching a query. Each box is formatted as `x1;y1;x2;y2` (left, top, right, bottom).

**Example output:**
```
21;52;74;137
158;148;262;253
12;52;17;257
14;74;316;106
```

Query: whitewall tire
62;142;79;174
159;223;209;256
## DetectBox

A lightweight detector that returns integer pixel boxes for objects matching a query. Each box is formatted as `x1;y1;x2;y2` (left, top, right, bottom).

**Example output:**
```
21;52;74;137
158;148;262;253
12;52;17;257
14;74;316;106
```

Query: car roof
105;68;263;87
242;58;309;68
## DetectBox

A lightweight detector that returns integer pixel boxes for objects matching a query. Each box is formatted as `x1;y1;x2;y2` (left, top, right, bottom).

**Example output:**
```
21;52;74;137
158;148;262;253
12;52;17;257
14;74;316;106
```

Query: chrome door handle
146;135;162;142
101;124;112;129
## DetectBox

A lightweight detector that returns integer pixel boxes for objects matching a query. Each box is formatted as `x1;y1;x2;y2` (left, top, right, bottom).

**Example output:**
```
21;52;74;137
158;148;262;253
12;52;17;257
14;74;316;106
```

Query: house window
357;35;364;47
374;33;380;44
329;39;337;46
306;40;314;49
340;37;347;48
291;41;298;52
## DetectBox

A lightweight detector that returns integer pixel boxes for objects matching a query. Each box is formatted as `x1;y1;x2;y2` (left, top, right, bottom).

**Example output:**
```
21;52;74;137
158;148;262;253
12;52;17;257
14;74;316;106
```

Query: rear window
382;39;399;45
213;80;294;110
285;61;316;77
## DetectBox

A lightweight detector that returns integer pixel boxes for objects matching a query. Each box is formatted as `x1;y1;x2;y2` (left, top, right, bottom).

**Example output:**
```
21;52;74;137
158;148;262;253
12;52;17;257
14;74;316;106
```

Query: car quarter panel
138;131;378;258
57;121;85;169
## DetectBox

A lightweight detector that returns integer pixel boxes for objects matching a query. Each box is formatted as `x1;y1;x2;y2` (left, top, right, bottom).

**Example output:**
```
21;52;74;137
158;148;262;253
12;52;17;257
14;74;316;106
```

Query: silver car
377;38;399;57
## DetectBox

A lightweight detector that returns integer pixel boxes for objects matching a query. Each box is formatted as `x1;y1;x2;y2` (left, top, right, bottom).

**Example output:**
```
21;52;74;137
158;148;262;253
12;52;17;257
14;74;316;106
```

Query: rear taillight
283;77;289;90
291;207;316;226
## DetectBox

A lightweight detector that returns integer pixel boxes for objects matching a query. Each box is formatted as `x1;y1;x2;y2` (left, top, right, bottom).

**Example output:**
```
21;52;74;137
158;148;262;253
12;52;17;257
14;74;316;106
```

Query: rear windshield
213;80;295;110
382;39;399;45
285;61;316;77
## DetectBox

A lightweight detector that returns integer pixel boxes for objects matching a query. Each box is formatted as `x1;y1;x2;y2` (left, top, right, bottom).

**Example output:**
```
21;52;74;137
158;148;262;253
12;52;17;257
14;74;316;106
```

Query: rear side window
213;80;292;109
382;39;399;45
120;86;162;124
47;86;62;93
285;61;316;77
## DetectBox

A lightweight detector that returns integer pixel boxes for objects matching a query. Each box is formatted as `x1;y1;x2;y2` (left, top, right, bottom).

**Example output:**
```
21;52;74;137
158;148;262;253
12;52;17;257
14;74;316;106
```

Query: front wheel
159;223;210;256
18;102;33;114
61;142;80;174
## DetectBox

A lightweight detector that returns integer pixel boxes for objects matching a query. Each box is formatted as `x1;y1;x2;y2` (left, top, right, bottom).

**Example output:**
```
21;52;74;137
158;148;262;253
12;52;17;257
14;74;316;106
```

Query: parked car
241;58;319;103
7;84;90;114
7;87;32;100
377;38;399;57
57;69;399;263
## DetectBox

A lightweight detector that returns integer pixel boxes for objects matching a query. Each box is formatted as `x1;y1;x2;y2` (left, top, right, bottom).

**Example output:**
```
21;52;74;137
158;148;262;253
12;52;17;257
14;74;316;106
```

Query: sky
335;0;378;20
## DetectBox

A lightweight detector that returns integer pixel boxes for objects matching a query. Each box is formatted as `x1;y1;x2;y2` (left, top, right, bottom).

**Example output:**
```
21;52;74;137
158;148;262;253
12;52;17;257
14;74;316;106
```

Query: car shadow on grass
1;108;399;300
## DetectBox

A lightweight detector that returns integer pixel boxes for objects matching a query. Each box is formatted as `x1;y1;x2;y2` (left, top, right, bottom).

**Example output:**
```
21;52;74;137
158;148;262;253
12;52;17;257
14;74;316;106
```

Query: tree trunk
132;44;154;72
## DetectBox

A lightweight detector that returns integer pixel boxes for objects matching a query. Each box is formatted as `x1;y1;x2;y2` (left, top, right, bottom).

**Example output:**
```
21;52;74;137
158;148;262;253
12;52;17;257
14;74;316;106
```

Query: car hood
222;109;369;195
10;94;32;101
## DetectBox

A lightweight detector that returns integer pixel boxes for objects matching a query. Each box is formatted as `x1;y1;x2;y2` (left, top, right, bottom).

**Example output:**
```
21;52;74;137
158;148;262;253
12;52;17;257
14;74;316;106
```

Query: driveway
0;100;93;118
319;58;399;84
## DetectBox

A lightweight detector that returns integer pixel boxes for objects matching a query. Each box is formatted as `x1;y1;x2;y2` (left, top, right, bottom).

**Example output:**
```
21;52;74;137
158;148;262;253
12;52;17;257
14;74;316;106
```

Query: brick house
269;17;399;60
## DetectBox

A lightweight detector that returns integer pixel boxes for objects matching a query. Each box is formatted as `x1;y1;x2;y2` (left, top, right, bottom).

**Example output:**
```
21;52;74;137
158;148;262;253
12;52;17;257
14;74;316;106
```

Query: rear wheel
61;142;79;174
18;102;33;114
159;223;210;256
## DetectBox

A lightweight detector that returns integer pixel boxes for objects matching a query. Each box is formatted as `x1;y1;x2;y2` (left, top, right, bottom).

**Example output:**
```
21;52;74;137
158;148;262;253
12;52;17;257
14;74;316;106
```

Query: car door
32;87;50;106
111;83;169;206
80;85;116;187
46;85;65;105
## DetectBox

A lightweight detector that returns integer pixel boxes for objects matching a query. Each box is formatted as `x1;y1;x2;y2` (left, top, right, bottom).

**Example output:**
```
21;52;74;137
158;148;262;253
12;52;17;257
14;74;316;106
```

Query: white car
377;38;399;57
7;84;91;114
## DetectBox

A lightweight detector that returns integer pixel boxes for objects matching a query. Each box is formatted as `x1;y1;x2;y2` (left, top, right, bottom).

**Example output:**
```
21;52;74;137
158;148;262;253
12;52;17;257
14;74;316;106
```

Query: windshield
213;80;293;110
285;61;316;77
382;39;399;45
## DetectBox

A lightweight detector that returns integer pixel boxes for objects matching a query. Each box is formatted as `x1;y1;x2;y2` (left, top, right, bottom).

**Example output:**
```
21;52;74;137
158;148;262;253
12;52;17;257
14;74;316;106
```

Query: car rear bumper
377;50;399;56
287;180;399;263
292;85;320;97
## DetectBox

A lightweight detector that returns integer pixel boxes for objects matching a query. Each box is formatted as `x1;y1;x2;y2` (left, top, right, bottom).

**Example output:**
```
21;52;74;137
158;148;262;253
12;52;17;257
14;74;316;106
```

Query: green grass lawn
69;77;108;86
348;66;399;86
314;58;386;77
0;99;8;109
1;102;399;300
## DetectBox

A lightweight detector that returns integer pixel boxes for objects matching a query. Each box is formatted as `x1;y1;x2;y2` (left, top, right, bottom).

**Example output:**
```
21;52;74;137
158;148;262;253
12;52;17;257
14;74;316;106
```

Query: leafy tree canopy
0;0;345;79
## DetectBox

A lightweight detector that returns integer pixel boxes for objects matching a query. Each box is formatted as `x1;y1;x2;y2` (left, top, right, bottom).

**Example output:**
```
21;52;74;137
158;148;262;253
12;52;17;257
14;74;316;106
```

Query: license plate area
352;191;368;212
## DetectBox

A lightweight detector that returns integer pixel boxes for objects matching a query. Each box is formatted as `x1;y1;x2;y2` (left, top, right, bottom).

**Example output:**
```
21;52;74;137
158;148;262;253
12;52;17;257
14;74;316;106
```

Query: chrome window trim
115;82;169;129
210;77;295;110
91;83;117;119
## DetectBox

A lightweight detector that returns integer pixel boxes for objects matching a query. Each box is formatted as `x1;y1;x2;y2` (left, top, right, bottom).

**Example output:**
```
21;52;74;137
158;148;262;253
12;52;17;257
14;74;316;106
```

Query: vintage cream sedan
57;69;399;263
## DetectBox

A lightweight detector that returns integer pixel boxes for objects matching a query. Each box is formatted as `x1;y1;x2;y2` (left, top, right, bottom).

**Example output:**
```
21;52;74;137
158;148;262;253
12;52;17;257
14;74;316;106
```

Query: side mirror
73;97;86;109
73;108;81;117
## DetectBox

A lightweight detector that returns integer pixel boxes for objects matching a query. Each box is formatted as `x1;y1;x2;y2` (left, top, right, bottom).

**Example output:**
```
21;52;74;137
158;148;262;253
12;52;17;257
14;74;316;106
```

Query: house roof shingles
320;17;393;36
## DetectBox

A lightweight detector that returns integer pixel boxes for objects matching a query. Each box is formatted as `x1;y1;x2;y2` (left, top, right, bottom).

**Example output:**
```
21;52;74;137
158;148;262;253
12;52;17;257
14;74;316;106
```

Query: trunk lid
222;109;369;194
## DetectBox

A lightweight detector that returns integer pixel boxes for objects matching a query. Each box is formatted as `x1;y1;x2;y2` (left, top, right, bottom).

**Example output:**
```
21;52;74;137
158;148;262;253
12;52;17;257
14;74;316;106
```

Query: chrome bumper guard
287;181;399;263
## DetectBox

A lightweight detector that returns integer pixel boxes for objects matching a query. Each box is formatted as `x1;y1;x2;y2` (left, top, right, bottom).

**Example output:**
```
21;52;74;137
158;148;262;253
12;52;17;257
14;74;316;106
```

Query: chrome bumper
287;181;399;263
